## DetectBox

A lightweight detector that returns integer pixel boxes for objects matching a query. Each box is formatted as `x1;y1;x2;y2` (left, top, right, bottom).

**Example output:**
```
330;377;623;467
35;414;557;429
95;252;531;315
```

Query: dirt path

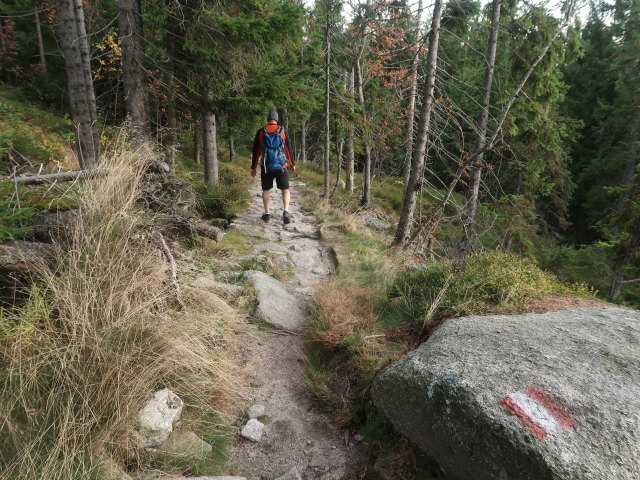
227;182;364;480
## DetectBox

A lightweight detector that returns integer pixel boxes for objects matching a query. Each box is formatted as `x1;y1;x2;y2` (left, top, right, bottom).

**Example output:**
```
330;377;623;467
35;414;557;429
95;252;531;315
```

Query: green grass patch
0;87;73;168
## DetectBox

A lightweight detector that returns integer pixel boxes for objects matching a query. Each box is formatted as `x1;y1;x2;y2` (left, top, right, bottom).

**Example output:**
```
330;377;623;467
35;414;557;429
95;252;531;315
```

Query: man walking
250;110;296;224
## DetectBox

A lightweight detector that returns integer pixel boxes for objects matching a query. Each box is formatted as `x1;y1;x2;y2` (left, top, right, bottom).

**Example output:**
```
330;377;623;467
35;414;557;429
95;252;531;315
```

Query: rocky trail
225;181;363;480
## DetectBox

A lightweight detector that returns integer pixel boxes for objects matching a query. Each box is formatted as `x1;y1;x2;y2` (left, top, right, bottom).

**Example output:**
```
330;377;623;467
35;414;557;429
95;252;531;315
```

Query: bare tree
355;55;373;206
402;0;423;195
345;66;355;192
34;5;47;73
323;1;332;198
393;0;444;246
202;95;218;185
55;0;100;169
118;0;150;148
460;0;502;255
300;116;308;163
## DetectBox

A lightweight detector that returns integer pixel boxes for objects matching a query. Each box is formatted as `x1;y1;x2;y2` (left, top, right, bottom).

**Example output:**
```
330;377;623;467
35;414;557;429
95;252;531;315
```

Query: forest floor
226;180;366;480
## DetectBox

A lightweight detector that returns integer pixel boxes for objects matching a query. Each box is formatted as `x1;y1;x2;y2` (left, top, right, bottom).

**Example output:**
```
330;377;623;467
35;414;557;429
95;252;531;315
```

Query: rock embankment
372;307;640;480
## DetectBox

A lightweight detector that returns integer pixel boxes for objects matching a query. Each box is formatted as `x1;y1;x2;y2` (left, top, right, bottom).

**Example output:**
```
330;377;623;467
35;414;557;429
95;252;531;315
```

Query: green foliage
0;88;73;166
195;183;250;220
391;251;560;324
0;200;35;241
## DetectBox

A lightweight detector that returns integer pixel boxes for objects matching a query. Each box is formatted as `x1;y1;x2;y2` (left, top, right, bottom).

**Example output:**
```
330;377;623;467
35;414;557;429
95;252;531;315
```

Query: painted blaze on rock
371;308;640;480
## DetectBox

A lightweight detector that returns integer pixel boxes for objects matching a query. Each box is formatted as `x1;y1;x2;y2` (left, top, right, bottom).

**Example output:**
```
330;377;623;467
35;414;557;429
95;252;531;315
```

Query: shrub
0;200;35;241
0;149;236;479
391;250;559;325
195;182;250;220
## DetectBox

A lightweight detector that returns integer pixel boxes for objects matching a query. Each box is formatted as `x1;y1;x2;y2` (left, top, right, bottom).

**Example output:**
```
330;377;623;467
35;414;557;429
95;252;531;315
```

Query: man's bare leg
262;190;270;214
282;189;290;212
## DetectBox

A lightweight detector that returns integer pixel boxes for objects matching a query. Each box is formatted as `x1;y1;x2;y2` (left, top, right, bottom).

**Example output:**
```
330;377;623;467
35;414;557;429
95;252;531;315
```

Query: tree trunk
203;105;218;185
356;55;372;206
323;6;331;198
35;7;47;73
402;0;423;195
165;71;177;167
229;135;236;163
346;66;355;193
393;0;443;247
193;120;201;164
55;0;100;169
117;0;149;149
460;0;502;256
331;136;344;199
300;116;308;164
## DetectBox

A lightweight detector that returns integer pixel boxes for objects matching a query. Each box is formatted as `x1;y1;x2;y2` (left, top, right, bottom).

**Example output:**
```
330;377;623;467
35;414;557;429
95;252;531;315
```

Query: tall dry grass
0;148;236;479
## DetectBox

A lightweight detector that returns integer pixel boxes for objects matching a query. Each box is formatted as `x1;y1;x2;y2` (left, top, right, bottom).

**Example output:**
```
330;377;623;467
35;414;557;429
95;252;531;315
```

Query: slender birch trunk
402;0;423;194
460;0;502;256
55;0;100;168
393;0;444;246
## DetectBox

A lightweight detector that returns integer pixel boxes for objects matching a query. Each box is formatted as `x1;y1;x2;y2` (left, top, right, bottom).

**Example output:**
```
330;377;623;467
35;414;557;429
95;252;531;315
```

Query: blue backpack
262;126;287;172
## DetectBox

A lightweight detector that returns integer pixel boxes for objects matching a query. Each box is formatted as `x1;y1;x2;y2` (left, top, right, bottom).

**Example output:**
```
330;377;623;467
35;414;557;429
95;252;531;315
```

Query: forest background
0;0;638;306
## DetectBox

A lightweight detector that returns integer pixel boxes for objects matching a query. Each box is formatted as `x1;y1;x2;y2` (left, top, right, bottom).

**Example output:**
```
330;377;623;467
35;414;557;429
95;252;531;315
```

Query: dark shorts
261;168;289;191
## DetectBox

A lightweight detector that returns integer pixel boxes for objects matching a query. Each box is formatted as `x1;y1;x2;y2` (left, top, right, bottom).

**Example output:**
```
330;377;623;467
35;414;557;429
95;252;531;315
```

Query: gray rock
210;218;229;228
372;307;640;480
355;212;392;231
244;271;305;331
274;466;302;480
190;277;244;301
228;223;266;239
157;430;212;459
240;418;265;442
288;244;302;252
247;404;265;419
268;254;295;271
176;477;247;480
26;209;79;242
137;388;183;448
0;240;54;273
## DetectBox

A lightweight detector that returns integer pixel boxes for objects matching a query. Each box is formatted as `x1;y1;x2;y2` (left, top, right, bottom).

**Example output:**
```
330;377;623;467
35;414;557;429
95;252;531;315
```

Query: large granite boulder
371;307;640;480
244;270;305;331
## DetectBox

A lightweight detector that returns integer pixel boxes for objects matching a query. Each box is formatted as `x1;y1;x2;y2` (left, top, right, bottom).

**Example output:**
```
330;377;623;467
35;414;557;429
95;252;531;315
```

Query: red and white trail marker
499;387;576;440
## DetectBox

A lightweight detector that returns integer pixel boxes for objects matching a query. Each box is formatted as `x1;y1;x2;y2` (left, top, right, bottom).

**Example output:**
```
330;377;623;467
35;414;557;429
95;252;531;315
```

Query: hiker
250;109;296;224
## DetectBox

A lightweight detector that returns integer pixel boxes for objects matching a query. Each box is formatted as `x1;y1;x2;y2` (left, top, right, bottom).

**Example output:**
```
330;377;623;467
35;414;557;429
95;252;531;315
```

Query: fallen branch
156;232;185;309
2;168;112;185
621;278;640;285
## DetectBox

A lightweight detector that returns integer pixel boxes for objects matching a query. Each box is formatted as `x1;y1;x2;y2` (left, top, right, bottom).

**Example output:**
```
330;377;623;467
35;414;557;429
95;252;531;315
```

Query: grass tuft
0;147;237;479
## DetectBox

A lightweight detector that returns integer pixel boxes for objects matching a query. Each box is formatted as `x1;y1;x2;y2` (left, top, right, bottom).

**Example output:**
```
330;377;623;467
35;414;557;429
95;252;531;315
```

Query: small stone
289;244;302;252
240;418;265;442
247;404;265;419
312;267;326;275
354;434;364;442
274;467;302;480
211;218;229;228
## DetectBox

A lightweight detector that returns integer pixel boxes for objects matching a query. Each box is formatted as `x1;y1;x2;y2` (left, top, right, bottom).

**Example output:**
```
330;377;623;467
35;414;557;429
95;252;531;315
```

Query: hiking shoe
261;213;270;222
283;211;291;224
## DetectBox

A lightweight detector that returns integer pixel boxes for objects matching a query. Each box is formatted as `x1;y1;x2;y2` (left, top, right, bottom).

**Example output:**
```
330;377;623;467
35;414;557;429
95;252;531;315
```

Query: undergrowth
0;148;238;479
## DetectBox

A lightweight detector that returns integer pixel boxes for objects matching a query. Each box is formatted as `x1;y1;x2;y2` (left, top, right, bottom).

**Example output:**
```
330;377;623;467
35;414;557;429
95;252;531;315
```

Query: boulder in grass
157;430;212;459
137;388;183;448
371;307;640;480
244;270;305;331
0;240;53;273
